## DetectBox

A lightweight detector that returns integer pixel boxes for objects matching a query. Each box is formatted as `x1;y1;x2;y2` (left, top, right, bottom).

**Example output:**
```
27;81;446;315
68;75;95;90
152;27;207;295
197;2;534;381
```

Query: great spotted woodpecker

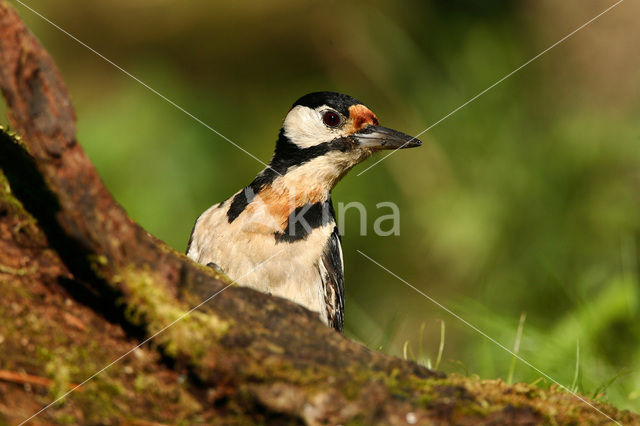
187;92;421;332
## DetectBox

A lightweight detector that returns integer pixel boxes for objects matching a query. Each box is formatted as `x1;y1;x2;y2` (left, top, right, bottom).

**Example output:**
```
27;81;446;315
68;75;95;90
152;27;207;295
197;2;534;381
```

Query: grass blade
434;320;445;371
507;312;527;385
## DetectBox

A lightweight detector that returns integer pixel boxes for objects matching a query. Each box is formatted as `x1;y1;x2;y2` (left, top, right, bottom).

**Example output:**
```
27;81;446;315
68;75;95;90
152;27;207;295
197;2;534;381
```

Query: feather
321;226;345;332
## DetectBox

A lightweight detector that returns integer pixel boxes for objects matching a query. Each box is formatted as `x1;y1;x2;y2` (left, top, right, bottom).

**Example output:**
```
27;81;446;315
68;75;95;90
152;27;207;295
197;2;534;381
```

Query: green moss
71;378;126;422
342;379;362;401
19;308;135;419
118;266;230;359
0;170;23;212
37;345;92;403
45;360;72;401
0;130;38;230
454;399;492;418
54;413;76;425
344;416;367;426
88;254;108;267
0;264;36;276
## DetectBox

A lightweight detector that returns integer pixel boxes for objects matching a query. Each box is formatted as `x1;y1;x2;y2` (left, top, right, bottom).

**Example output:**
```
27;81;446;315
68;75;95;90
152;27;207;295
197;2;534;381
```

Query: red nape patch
349;104;379;130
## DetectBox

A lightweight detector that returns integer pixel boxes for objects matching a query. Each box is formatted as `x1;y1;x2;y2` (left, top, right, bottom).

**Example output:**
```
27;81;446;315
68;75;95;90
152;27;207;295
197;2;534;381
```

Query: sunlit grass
507;312;526;386
402;320;445;372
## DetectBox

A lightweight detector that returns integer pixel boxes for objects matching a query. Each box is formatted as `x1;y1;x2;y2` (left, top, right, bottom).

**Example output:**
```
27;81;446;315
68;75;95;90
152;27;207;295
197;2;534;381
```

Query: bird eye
322;111;341;128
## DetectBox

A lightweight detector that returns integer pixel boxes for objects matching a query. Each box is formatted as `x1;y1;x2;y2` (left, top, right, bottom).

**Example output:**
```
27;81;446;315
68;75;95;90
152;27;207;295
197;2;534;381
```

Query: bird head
268;91;421;190
224;92;421;234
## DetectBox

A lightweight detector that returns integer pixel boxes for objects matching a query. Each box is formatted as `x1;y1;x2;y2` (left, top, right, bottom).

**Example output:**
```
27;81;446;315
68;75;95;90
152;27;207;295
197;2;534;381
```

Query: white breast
187;196;334;325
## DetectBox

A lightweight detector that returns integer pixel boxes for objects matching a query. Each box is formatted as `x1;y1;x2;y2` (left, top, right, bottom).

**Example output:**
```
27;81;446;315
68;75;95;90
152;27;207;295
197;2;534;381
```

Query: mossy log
0;2;637;424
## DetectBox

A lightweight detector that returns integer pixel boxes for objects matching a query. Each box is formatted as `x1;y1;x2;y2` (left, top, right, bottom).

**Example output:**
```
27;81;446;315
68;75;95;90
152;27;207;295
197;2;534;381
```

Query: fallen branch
0;1;637;424
0;370;82;391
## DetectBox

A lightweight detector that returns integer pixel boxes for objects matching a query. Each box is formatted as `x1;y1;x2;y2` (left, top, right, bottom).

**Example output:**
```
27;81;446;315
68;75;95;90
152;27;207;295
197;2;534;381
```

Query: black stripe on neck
275;199;335;243
226;130;352;223
271;129;353;172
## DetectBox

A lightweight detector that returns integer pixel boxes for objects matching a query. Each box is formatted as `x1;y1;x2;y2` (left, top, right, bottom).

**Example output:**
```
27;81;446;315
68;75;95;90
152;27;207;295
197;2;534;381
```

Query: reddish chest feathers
349;104;379;131
246;184;327;231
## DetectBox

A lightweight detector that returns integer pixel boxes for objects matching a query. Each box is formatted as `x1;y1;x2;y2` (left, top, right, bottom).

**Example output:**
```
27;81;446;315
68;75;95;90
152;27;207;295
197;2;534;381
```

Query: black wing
321;226;345;332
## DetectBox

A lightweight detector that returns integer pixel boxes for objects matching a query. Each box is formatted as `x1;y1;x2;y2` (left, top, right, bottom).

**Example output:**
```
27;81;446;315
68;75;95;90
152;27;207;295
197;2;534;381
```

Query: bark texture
0;2;637;424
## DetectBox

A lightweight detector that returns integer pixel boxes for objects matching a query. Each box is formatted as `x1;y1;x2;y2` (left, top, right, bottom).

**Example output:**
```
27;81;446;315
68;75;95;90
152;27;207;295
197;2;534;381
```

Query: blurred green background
2;0;639;411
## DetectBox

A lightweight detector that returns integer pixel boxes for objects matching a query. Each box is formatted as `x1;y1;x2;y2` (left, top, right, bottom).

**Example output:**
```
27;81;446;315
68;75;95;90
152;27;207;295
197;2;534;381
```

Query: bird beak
354;125;422;150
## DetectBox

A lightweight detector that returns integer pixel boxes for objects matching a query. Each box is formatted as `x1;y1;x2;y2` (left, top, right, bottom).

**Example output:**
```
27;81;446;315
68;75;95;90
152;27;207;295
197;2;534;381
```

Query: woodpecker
187;91;421;332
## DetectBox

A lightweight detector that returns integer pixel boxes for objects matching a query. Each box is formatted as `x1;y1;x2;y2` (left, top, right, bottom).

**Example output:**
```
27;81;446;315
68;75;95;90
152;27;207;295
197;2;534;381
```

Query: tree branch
0;1;636;424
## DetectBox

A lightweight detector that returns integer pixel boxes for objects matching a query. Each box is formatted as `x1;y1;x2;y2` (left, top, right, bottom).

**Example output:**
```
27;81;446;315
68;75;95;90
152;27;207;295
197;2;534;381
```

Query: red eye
323;111;341;128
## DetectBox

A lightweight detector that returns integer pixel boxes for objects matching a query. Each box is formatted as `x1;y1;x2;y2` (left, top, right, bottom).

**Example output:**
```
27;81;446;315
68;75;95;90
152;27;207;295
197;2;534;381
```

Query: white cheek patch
283;105;349;148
